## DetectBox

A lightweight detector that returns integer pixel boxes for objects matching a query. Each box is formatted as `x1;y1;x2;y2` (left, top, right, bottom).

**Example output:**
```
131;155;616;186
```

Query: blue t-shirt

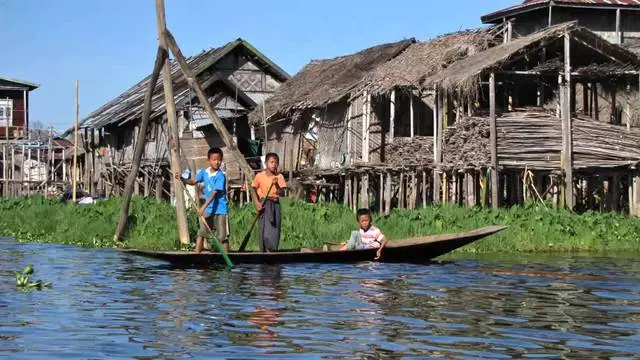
195;168;228;216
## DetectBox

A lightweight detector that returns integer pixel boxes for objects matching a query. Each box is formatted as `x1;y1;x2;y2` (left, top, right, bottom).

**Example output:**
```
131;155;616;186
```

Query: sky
0;0;517;133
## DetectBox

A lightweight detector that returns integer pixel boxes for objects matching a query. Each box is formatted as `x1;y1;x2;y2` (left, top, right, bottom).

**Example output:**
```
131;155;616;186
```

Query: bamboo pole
72;80;79;202
379;172;383;212
113;48;166;241
422;170;427;208
156;0;190;245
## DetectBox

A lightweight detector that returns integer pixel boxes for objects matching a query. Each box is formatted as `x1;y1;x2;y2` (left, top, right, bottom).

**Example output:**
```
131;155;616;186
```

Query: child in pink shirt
340;208;389;260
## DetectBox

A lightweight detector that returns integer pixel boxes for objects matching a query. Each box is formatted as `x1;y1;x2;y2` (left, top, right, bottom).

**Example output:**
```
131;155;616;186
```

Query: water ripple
1;238;639;358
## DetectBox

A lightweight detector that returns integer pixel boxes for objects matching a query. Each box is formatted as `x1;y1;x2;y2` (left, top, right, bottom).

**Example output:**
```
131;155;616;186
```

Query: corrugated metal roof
190;108;244;129
482;0;640;22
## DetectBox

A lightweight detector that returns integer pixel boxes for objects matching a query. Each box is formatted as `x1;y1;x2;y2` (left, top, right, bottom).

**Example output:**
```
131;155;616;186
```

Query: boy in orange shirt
252;152;287;252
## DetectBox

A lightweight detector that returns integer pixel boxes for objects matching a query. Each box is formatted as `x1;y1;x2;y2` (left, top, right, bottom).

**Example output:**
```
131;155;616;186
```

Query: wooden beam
562;33;574;210
113;48;166;241
389;89;395;143
156;0;189;245
489;72;499;209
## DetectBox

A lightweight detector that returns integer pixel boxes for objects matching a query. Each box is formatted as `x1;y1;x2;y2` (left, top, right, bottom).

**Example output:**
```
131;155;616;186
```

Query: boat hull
118;225;506;265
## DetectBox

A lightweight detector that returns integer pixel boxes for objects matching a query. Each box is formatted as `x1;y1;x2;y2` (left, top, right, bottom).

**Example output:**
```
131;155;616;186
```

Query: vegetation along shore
0;196;638;254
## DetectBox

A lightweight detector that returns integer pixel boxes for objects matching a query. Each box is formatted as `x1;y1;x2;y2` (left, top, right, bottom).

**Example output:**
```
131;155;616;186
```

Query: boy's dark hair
207;147;223;159
356;208;371;220
265;152;279;162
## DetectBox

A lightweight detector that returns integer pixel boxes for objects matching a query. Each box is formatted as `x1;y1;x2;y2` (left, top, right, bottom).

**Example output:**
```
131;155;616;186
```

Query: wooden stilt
352;174;358;213
362;173;369;208
422;170;427;208
633;170;640;217
399;172;405;208
155;172;163;202
385;172;392;216
379;172;383;212
344;175;351;207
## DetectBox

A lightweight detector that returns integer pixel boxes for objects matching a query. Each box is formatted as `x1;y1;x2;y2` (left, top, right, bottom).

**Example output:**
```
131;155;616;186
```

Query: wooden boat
118;225;507;266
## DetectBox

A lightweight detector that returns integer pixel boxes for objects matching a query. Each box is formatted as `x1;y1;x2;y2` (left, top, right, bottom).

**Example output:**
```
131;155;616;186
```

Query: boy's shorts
198;214;229;243
345;231;365;250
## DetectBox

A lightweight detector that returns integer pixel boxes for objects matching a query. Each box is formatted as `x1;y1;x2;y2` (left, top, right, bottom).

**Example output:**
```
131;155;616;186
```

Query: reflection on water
1;237;639;358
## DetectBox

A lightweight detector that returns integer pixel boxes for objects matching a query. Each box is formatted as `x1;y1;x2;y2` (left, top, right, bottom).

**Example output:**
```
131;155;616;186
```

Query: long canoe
118;225;507;266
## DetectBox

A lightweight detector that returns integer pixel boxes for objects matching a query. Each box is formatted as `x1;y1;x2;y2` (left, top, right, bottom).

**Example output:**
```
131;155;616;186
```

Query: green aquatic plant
14;264;51;291
1;196;639;253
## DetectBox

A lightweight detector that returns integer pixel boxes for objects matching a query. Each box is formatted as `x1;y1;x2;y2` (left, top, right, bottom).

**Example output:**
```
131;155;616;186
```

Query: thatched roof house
424;22;640;94
249;39;415;124
362;28;500;96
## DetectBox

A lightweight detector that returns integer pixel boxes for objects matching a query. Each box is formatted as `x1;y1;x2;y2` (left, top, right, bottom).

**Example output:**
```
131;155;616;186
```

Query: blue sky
1;0;516;132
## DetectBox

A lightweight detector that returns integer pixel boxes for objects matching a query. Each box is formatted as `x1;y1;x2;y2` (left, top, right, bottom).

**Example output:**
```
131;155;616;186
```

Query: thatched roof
363;27;499;95
424;22;640;93
248;39;415;124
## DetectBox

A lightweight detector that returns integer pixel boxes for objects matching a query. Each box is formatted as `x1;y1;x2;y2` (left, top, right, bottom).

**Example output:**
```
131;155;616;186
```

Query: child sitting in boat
340;208;389;260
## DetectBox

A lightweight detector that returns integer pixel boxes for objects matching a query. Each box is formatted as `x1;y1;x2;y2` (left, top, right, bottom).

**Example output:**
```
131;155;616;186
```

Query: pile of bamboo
441;111;640;170
442;116;490;167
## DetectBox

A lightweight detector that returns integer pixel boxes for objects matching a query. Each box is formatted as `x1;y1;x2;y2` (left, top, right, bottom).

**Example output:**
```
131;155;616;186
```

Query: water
1;238;640;359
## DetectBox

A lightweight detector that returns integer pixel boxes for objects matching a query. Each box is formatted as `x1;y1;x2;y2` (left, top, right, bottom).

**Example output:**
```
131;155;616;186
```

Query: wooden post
362;92;370;162
489;72;499;209
616;8;621;44
361;173;369;208
344;175;350;207
433;88;442;203
410;171;417;209
114;47;167;241
352;174;358;213
399;172;405;208
389;89;395;143
466;170;476;206
633;171;640;217
629;172;634;216
562;33;574;210
384;172;392;215
156;1;189;245
379;172;383;212
72;80;79;202
582;83;589;115
2;145;5;196
155;172;163;202
592;82;599;121
422;170;427;208
611;173;620;211
346;102;352;163
409;93;414;138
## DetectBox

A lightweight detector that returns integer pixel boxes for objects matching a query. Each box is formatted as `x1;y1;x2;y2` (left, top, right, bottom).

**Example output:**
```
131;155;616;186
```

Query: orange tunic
252;171;287;200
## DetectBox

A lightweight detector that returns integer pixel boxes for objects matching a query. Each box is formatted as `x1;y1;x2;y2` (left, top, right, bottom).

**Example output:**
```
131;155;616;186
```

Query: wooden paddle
238;180;275;252
178;179;233;268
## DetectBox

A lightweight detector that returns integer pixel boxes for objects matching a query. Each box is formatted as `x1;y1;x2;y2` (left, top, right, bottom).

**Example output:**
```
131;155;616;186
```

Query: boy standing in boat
340;208;389;260
252;153;287;252
180;147;229;253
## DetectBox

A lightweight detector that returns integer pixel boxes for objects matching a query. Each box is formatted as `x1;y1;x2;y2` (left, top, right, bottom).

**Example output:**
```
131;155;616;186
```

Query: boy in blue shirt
180;147;229;253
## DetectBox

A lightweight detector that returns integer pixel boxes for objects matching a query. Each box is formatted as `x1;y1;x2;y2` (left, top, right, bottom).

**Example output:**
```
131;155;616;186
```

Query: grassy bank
1;196;639;253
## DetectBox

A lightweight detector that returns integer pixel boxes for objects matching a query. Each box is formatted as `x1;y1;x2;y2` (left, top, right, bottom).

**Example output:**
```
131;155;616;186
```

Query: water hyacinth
0;196;639;253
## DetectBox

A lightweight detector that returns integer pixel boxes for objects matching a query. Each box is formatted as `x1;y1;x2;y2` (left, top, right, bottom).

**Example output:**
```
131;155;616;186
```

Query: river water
1;238;639;359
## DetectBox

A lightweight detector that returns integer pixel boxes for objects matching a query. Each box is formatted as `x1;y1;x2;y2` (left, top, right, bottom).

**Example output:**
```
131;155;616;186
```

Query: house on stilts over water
67;38;289;200
249;1;640;215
